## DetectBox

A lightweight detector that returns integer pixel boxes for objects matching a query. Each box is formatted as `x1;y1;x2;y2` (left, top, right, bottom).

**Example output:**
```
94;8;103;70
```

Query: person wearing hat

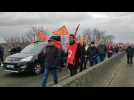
42;37;60;87
87;41;98;66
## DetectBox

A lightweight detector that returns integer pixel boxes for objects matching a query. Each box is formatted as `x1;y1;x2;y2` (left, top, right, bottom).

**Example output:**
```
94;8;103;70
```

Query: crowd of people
41;34;126;87
0;34;133;87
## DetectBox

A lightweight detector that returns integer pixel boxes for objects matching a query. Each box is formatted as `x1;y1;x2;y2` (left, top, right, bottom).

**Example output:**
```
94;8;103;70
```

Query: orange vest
67;43;78;64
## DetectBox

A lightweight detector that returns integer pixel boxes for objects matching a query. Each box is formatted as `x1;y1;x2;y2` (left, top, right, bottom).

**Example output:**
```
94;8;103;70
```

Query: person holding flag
66;24;81;76
66;34;81;76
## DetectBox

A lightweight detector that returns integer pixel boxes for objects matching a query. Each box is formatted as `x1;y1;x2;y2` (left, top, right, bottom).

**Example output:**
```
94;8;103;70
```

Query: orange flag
52;25;69;36
36;32;48;41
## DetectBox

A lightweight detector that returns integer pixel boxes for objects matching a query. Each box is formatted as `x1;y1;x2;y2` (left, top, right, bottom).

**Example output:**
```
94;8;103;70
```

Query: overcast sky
0;12;134;43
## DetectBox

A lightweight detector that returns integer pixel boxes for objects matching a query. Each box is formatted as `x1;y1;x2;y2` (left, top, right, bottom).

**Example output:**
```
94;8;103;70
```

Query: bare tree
104;35;114;43
83;28;92;42
24;25;48;42
82;27;114;44
92;28;105;41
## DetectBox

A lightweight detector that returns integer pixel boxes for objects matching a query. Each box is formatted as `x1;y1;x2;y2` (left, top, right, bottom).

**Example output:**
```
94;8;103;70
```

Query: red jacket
107;44;113;53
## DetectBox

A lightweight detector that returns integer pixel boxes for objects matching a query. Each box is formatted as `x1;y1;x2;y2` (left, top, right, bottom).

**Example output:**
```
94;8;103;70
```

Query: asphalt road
0;67;70;87
106;56;134;87
1;54;134;87
0;60;91;87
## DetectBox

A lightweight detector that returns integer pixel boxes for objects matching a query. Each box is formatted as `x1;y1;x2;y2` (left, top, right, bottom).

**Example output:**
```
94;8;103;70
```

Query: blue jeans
90;56;98;66
99;53;105;62
42;65;58;87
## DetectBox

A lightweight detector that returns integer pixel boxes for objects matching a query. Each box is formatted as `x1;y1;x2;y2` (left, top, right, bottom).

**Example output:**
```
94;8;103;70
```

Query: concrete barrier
53;52;125;87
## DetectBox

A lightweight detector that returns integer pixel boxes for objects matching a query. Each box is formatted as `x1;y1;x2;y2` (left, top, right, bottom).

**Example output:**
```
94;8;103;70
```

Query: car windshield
21;42;47;54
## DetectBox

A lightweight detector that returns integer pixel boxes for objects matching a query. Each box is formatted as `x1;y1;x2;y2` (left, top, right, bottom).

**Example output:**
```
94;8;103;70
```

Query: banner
36;31;48;41
52;25;69;36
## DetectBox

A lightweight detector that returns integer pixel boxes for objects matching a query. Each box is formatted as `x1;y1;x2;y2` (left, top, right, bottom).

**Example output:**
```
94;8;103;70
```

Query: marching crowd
41;34;126;87
0;34;133;87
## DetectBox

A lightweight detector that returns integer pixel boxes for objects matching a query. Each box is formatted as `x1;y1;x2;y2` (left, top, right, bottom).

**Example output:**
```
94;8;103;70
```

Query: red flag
52;25;69;36
74;24;80;37
36;32;48;41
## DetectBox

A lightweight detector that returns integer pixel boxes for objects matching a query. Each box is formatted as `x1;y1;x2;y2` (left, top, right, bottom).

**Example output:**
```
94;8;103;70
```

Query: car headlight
20;56;33;62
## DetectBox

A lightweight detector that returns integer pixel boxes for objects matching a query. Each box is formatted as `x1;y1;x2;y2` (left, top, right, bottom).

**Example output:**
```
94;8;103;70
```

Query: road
1;55;134;87
106;56;134;87
0;67;70;87
0;61;91;87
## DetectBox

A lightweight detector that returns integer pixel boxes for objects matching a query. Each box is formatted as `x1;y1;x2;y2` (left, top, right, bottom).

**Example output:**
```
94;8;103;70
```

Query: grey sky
0;12;134;43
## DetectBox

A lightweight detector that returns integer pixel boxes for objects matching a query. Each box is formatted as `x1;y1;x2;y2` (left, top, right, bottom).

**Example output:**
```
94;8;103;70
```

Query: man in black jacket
97;42;107;62
87;41;98;66
126;45;134;64
42;37;60;87
79;42;87;72
0;45;4;66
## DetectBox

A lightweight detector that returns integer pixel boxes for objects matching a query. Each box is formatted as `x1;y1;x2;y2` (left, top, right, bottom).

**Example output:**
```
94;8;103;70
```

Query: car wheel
33;64;42;75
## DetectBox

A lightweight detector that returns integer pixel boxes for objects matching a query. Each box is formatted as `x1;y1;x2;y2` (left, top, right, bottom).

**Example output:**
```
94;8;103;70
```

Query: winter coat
126;46;134;57
44;45;60;69
87;46;98;60
97;44;107;54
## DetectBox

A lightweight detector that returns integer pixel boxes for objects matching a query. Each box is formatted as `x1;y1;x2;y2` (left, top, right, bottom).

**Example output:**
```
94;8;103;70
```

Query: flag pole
74;24;80;37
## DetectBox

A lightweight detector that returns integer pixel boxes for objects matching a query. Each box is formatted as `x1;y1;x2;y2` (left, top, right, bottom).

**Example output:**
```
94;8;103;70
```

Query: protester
114;44;119;54
87;41;98;66
0;45;4;66
42;37;60;87
79;42;87;72
66;34;80;76
97;42;107;62
84;42;90;67
126;45;134;64
107;43;113;58
52;36;66;71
